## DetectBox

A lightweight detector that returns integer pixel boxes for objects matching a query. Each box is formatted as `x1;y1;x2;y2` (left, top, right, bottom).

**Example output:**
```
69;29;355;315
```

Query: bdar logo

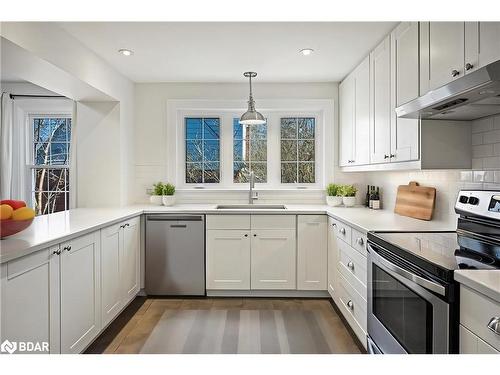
1;340;17;354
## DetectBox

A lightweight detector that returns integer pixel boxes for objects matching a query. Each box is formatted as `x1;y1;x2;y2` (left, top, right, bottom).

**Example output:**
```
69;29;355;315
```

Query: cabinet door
100;223;123;328
353;56;371;166
465;22;500;73
121;217;140;303
0;247;60;354
206;230;250;289
428;22;465;90
327;217;338;299
251;229;296;289
459;325;499;354
370;36;392;164
60;232;101;354
297;215;327;290
339;74;355;166
390;22;420;163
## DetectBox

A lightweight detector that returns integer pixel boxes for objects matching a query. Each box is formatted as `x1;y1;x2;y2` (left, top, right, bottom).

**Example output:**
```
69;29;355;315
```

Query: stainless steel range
366;190;500;354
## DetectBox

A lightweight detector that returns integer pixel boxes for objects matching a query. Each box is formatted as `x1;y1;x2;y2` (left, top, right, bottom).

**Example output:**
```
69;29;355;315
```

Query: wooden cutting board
394;181;436;221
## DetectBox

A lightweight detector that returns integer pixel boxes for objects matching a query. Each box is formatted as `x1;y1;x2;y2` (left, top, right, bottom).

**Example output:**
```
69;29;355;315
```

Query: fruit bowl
0;218;34;239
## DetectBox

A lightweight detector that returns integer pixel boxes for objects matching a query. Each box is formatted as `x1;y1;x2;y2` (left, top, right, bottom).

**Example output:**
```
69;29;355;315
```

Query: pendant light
239;72;266;125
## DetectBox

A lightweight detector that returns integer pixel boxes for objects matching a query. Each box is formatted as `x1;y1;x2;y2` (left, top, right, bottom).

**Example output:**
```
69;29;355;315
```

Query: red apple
0;200;27;210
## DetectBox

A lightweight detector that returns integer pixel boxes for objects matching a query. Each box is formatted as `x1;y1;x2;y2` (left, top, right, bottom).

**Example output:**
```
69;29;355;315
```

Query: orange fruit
0;204;14;220
12;207;36;221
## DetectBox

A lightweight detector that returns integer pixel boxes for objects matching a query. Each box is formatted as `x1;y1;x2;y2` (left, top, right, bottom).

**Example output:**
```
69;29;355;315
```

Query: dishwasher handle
146;215;203;222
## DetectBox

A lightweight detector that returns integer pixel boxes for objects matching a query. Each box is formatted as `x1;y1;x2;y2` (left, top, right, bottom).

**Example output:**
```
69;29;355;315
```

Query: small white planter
162;195;176;206
326;196;343;207
343;196;356;207
149;195;163;205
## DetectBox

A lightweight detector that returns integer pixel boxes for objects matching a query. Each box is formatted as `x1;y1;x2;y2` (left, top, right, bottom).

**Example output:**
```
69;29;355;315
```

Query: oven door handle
368;244;446;296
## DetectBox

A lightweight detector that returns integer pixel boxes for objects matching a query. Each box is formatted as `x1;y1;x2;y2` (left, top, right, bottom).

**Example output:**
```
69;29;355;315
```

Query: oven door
367;243;450;354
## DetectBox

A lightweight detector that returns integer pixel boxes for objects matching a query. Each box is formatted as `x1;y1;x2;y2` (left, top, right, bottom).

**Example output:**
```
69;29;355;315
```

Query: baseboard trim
206;289;330;298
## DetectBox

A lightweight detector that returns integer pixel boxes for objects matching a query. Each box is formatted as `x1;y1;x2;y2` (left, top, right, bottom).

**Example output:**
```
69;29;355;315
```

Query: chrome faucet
248;171;258;204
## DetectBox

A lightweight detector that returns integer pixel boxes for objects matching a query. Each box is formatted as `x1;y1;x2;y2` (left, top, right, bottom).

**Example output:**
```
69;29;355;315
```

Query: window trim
169;100;333;190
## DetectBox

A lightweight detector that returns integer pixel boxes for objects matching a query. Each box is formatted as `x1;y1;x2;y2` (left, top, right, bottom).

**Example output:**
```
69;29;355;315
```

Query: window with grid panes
280;117;315;183
31;116;71;215
185;118;220;183
232;118;267;183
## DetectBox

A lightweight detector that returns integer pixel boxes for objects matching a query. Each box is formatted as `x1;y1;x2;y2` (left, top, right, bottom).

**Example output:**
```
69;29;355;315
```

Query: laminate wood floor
86;298;362;354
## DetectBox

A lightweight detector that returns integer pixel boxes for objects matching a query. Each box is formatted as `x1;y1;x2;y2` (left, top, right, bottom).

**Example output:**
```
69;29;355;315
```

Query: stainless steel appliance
367;190;500;354
145;214;205;296
396;59;500;121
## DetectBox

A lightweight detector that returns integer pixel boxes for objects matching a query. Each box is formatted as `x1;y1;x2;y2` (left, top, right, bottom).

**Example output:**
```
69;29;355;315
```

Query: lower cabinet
297;215;327;290
0;215;141;354
460;325;499;354
0;247;60;354
251;229;296;289
60;232;101;354
327;217;338;299
206;229;251;289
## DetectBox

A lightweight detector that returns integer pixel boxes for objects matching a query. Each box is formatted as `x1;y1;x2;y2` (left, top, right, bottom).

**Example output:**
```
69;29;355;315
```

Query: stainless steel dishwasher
145;214;205;296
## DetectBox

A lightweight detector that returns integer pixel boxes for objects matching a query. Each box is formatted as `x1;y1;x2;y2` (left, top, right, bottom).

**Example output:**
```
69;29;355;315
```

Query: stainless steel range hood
396;60;500;121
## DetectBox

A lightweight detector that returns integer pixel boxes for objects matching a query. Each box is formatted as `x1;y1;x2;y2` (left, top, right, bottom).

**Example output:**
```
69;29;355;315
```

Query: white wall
1;23;135;206
133;82;364;203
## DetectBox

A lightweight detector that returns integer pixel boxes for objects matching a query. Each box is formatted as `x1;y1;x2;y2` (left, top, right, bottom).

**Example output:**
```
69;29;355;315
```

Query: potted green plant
150;182;164;205
326;183;343;206
162;183;176;206
340;185;357;207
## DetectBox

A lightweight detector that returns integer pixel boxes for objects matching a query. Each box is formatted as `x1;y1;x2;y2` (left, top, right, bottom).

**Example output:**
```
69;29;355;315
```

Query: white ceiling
58;22;397;83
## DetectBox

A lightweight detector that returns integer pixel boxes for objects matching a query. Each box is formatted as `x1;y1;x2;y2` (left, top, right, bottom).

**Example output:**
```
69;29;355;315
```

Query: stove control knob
459;195;469;204
468;197;480;205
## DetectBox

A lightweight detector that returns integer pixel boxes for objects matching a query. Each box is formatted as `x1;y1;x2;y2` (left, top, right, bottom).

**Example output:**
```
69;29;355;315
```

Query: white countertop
454;270;500;303
0;203;457;264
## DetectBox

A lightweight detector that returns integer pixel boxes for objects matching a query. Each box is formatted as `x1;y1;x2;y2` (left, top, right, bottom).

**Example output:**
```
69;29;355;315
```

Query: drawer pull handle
451;69;460;77
487;317;500;335
347;261;355;270
339;227;346;235
63;246;71;252
52;249;61;256
346;300;354;310
356;237;364;246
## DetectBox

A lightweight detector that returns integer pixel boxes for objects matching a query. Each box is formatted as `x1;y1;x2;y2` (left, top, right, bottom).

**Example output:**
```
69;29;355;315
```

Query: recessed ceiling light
118;49;133;56
299;48;314;56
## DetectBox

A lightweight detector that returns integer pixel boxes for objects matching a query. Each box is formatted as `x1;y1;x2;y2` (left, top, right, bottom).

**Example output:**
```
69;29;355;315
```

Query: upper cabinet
339;56;370;167
465;22;500;74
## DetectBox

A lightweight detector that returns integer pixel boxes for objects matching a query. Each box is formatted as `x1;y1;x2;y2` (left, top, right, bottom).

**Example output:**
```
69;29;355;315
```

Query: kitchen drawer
251;215;296;230
460;285;500;351
460;325;499;354
350;229;367;256
337;240;367;299
206;215;250;230
331;218;351;244
337;272;367;345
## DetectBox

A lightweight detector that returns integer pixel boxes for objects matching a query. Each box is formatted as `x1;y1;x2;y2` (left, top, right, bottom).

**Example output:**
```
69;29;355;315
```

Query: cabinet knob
356;237;364;246
384;154;389;159
63;245;71;252
346;300;354;310
339;227;346;235
244;234;248;237
451;69;460;77
347;261;355;270
487;317;500;335
465;63;474;71
53;249;61;256
253;234;257;237
331;223;337;227
390;154;396;158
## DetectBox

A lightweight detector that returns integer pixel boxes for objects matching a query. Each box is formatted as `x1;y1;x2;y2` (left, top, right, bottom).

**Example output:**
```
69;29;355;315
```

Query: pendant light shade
240;72;266;125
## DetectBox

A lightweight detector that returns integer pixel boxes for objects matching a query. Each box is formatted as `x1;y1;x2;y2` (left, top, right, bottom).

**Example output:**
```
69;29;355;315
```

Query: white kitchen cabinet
426;22;465;91
206;229;251;290
339;56;370;166
121;217;140;302
100;223;122;328
251;229;296;289
370;35;392;164
390;22;420;163
0;247;60;354
460;325;499;354
465;22;500;74
297;215;327;290
327;217;338;299
60;232;101;354
339;74;355;166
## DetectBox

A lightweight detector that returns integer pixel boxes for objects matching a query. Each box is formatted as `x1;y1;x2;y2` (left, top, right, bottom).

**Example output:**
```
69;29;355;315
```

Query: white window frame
27;112;72;213
168;99;333;190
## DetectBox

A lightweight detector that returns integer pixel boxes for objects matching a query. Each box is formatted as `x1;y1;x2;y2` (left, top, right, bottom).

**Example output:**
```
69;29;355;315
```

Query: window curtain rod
9;94;67;100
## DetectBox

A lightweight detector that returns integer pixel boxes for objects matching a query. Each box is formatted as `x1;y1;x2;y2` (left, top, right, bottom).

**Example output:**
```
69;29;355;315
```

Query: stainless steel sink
216;204;287;210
